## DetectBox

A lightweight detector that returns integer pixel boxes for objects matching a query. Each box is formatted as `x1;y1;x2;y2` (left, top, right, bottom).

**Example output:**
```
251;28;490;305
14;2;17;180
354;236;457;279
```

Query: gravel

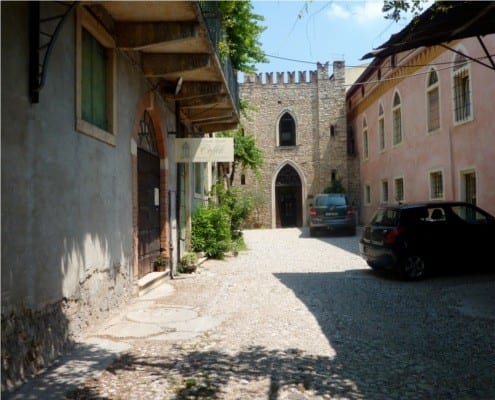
67;227;495;400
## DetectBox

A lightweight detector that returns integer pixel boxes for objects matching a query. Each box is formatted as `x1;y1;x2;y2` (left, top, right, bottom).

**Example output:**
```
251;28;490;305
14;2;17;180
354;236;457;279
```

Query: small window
364;185;371;205
453;53;472;124
378;104;385;151
330;125;335;137
381;179;389;203
392;92;402;146
429;171;444;200
394;177;404;202
241;174;246;185
194;163;204;196
76;7;116;145
362;118;368;160
426;69;440;132
279;112;296;146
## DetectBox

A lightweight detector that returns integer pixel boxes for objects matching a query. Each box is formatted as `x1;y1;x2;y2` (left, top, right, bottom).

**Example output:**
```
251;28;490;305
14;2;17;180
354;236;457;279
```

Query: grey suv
309;193;356;236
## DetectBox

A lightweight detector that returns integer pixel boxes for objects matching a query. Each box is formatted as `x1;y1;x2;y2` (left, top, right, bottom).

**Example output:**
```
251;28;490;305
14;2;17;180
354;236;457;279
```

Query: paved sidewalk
4;281;220;400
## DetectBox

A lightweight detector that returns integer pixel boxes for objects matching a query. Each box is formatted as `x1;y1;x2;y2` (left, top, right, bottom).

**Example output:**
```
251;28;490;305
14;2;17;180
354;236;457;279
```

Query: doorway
275;164;302;227
137;111;161;278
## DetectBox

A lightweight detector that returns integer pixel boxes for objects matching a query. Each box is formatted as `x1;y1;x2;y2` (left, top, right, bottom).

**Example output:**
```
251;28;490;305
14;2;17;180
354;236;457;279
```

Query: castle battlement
241;62;336;86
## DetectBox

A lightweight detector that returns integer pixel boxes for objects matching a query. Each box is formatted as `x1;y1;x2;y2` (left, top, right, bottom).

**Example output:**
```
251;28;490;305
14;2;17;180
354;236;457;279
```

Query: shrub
211;183;254;238
192;205;231;259
324;178;346;194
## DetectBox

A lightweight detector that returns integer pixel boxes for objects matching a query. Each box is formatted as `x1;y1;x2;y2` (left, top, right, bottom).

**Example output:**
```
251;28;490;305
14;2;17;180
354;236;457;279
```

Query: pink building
347;33;495;224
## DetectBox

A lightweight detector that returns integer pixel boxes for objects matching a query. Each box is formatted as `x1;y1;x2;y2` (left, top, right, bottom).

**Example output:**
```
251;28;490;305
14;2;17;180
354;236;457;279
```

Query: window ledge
77;119;116;146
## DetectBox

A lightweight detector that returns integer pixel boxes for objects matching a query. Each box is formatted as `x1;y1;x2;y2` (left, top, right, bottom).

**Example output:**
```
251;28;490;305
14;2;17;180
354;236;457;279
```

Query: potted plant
154;255;168;272
180;252;198;273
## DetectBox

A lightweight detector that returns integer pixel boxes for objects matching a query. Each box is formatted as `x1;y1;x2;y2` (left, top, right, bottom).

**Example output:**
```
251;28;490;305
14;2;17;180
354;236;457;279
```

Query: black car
360;201;495;279
309;193;356;236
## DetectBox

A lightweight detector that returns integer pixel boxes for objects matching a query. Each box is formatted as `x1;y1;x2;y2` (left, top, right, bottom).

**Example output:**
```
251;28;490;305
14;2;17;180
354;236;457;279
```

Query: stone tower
237;61;359;228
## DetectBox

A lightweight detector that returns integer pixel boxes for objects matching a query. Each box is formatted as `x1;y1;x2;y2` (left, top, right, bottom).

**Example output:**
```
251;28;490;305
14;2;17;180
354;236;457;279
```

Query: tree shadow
274;270;495;399
71;345;363;399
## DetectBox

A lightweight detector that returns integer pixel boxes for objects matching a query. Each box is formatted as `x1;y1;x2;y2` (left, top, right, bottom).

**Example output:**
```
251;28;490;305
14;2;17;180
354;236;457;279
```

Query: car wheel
309;228;316;237
400;255;427;280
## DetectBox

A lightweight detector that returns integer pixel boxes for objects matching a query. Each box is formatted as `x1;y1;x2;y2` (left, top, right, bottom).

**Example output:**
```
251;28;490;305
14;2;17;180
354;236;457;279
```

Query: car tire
400;254;427;280
309;228;316;237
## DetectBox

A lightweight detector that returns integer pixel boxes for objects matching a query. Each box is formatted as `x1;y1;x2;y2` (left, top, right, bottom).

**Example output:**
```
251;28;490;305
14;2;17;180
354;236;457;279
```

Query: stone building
238;61;359;228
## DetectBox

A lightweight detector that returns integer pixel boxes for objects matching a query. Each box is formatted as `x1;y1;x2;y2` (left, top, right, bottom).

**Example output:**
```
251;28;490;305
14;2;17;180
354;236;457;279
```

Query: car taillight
383;227;405;245
346;206;355;216
309;208;317;217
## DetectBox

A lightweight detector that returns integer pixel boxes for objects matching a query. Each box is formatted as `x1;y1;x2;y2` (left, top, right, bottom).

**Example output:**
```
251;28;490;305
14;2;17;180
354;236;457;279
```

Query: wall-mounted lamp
175;77;183;95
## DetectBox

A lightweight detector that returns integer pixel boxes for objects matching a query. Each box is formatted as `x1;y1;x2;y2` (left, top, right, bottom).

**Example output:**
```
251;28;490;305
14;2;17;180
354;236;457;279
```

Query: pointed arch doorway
137;110;161;278
275;164;303;227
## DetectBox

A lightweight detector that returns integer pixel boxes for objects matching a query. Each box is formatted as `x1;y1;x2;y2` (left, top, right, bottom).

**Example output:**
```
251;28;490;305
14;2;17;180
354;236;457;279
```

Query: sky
249;1;422;78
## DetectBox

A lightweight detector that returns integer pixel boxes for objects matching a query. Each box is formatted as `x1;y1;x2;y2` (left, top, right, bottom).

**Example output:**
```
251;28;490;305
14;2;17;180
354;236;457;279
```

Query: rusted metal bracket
29;1;76;103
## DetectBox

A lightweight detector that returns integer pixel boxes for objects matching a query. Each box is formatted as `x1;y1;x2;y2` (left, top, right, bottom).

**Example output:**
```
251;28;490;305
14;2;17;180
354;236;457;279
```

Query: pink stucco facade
348;35;495;224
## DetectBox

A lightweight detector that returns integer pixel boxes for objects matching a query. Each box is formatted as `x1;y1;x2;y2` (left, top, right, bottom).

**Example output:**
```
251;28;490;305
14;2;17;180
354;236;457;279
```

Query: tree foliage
382;0;432;21
218;0;268;73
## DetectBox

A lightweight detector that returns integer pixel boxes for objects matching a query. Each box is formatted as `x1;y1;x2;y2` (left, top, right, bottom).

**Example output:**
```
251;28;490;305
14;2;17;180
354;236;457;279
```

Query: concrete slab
4;340;131;400
139;282;175;301
126;307;198;325
100;322;163;339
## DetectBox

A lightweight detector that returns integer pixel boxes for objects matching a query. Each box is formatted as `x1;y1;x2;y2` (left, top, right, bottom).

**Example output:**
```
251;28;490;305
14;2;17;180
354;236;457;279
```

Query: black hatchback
360;202;495;279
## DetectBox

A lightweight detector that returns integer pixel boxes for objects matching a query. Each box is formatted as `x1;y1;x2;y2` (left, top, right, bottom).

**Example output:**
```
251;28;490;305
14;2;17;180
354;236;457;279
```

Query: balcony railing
199;1;240;114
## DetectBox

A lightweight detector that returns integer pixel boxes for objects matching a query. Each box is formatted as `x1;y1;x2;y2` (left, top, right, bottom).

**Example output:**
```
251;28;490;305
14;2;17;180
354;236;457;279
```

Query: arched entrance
137;110;161;278
275;164;303;227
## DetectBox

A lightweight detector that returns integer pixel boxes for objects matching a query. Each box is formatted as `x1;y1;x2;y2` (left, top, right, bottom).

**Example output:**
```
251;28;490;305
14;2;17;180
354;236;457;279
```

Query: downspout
175;101;182;277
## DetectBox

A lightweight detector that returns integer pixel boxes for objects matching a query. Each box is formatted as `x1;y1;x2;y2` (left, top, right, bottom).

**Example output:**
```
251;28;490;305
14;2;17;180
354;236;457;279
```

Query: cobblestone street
68;228;494;399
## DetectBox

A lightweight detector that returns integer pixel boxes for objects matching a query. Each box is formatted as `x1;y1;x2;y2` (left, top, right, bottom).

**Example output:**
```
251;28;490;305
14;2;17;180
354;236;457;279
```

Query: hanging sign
175;138;234;163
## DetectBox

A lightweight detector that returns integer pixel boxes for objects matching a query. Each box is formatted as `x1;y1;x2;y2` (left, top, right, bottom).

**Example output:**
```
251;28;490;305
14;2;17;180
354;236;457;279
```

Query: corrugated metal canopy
361;1;495;68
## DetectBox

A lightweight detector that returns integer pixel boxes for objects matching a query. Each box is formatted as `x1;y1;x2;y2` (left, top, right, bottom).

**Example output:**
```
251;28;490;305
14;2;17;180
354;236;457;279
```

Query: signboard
175;138;234;163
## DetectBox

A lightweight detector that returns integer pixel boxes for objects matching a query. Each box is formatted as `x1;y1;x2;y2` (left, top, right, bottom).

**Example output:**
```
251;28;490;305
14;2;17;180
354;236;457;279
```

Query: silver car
309;193;356;236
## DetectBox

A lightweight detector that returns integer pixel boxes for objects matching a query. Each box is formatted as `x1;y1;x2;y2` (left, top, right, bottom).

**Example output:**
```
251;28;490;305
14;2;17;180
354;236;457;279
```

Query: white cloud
327;1;383;24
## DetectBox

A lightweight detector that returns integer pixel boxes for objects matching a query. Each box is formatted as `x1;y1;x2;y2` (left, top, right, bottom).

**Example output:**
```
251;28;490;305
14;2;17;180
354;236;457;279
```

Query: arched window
452;52;472;123
279;112;296;146
392;92;402;145
362;117;369;160
426;69;440;132
378;103;385;151
138;110;158;155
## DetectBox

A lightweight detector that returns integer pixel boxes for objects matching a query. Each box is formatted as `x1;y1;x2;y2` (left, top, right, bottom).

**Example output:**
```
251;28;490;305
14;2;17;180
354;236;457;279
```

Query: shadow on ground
68;346;362;399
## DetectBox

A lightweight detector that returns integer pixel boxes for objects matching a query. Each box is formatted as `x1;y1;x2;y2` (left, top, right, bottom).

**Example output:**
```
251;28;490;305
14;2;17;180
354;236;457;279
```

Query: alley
14;228;495;399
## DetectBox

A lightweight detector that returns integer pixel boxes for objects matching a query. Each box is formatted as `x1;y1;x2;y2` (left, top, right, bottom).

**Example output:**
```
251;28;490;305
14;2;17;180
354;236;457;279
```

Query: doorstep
137;271;168;297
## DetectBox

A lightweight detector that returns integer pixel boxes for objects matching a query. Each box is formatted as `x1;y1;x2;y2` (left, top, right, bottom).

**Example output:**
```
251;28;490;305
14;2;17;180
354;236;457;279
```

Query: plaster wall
351;35;495;223
1;3;173;390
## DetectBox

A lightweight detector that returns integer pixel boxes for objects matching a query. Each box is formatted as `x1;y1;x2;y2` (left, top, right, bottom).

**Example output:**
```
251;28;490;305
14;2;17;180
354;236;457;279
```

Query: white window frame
362;117;369;160
378;103;385;152
426;68;441;134
392;91;402;146
428;169;445;200
381;179;389;203
76;7;117;146
459;168;477;205
451;48;473;126
394;176;405;203
364;184;371;206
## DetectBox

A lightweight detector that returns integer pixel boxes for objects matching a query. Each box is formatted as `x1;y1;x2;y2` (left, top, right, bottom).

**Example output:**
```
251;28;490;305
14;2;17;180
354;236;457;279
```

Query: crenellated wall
237;61;360;229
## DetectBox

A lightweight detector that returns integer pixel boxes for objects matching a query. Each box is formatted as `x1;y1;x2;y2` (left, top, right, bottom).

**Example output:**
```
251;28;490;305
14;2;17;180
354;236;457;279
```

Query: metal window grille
430;172;444;199
394;178;404;202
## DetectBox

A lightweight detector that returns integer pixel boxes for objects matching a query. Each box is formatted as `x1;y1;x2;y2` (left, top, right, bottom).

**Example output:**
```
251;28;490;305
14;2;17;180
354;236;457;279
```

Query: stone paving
9;228;495;399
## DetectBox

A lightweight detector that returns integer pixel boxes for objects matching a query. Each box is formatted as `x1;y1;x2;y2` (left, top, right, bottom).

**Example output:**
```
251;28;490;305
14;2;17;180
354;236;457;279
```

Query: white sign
175;138;234;163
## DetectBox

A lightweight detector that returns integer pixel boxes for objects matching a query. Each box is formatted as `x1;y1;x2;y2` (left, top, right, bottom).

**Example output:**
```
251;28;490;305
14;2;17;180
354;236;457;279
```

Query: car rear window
315;195;347;207
370;208;399;226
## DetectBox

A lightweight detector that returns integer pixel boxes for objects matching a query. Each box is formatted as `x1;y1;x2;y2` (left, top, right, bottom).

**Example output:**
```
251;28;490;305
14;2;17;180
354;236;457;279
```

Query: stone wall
1;266;132;392
238;62;359;228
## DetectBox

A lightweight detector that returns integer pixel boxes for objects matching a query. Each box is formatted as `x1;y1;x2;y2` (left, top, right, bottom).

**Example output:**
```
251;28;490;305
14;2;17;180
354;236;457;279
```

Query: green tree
218;0;268;73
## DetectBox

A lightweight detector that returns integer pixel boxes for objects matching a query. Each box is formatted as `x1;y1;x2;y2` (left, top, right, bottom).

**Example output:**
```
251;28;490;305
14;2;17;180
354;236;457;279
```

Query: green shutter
81;28;107;131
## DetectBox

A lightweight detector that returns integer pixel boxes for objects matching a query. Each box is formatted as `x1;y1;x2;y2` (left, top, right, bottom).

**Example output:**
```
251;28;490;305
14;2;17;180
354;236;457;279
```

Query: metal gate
137;111;160;278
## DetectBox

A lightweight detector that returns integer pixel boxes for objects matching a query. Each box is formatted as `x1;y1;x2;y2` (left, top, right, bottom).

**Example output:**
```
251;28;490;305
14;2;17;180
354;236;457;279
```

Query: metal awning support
440;41;495;71
29;1;76;103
